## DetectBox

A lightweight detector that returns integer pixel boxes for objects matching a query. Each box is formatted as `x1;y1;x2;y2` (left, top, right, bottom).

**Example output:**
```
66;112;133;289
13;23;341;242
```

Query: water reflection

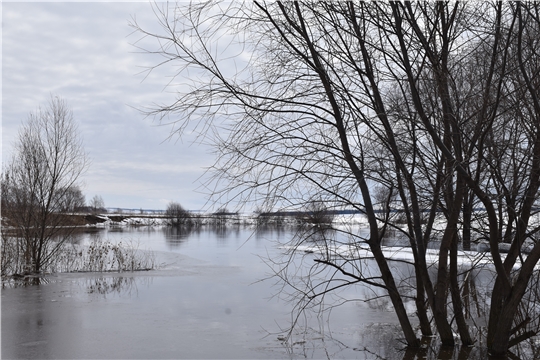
398;338;484;360
2;276;53;288
280;328;358;359
161;226;197;248
214;224;234;239
161;225;247;248
5;225;538;359
275;323;492;360
67;223;303;253
84;276;142;297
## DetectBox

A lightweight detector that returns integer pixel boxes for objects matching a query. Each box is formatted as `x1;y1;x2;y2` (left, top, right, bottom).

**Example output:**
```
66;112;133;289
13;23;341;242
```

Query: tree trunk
450;232;473;345
370;243;420;348
488;243;540;356
415;268;433;336
462;193;472;251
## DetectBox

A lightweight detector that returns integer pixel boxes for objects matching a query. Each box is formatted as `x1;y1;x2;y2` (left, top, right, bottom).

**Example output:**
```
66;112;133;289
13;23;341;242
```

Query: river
2;225;488;359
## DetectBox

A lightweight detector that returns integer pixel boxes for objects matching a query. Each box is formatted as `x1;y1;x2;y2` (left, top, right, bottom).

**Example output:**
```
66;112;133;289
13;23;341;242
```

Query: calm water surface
2;226;456;359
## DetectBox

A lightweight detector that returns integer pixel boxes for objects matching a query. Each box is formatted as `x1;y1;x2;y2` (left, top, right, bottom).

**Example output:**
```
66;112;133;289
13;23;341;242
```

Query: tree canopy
2;96;88;275
132;2;540;356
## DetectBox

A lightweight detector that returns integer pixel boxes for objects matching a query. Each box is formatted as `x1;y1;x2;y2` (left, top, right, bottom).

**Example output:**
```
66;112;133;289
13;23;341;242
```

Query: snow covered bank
287;242;536;271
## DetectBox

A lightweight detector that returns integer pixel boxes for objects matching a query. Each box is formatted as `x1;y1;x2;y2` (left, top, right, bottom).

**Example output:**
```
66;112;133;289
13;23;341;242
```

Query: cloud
2;2;214;210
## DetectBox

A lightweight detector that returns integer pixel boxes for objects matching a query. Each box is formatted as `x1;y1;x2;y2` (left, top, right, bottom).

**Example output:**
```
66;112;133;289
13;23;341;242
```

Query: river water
1;225;487;359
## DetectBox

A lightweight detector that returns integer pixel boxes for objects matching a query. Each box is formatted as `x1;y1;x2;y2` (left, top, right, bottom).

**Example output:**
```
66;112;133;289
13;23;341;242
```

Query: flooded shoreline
2;226;501;359
2;226;409;359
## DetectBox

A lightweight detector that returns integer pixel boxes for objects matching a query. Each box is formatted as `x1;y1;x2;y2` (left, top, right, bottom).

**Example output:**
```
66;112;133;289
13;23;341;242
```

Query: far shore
41;211;371;228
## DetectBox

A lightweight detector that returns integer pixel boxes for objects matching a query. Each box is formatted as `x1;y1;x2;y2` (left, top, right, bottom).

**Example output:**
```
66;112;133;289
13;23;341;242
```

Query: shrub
165;201;191;226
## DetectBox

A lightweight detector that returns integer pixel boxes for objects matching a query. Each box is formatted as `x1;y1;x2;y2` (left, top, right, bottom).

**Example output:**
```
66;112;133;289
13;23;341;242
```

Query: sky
2;2;218;211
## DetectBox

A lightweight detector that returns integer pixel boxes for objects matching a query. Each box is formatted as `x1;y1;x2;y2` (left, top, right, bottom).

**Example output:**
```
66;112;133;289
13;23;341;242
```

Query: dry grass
2;235;155;279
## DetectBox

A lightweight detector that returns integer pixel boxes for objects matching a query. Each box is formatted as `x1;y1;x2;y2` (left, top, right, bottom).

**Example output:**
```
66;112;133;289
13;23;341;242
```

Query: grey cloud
2;2;214;210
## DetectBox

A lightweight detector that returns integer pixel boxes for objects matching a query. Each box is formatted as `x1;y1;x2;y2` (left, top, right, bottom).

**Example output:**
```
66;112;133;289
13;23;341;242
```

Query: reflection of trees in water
278;326;364;359
508;269;540;359
2;275;53;288
162;225;247;248
270;224;540;358
73;227;159;245
84;276;152;298
451;268;540;358
162;226;198;248
107;227;128;234
297;225;337;243
210;224;241;241
84;230;105;246
255;224;294;239
398;336;486;360
275;323;491;359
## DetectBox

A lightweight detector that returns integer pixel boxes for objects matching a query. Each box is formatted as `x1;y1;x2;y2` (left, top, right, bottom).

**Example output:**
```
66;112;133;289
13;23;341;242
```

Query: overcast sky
2;2;217;211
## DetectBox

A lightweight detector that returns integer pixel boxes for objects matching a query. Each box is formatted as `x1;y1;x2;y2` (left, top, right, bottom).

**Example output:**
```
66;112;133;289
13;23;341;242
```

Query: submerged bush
1;236;155;279
165;201;192;226
296;200;335;226
56;238;156;273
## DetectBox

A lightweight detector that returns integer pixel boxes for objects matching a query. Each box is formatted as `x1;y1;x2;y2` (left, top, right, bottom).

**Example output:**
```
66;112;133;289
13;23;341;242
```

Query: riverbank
73;212;371;227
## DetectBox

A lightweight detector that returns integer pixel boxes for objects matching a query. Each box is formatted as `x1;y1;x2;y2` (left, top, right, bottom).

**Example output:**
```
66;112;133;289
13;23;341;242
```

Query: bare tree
296;198;335;226
132;1;540;356
57;185;86;213
1;96;88;275
89;195;105;214
165;201;191;226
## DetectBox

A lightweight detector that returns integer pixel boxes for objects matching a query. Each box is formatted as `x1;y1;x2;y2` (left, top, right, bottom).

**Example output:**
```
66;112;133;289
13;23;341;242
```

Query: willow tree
1;96;88;275
132;2;540;356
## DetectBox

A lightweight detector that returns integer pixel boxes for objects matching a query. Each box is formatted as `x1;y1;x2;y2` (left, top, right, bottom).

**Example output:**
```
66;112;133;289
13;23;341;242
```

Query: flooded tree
1;96;88;275
165;201;191;226
132;1;540;356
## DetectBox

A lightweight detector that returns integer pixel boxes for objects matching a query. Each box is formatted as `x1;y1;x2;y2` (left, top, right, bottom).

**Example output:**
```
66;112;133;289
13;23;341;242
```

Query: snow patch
286;243;533;270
